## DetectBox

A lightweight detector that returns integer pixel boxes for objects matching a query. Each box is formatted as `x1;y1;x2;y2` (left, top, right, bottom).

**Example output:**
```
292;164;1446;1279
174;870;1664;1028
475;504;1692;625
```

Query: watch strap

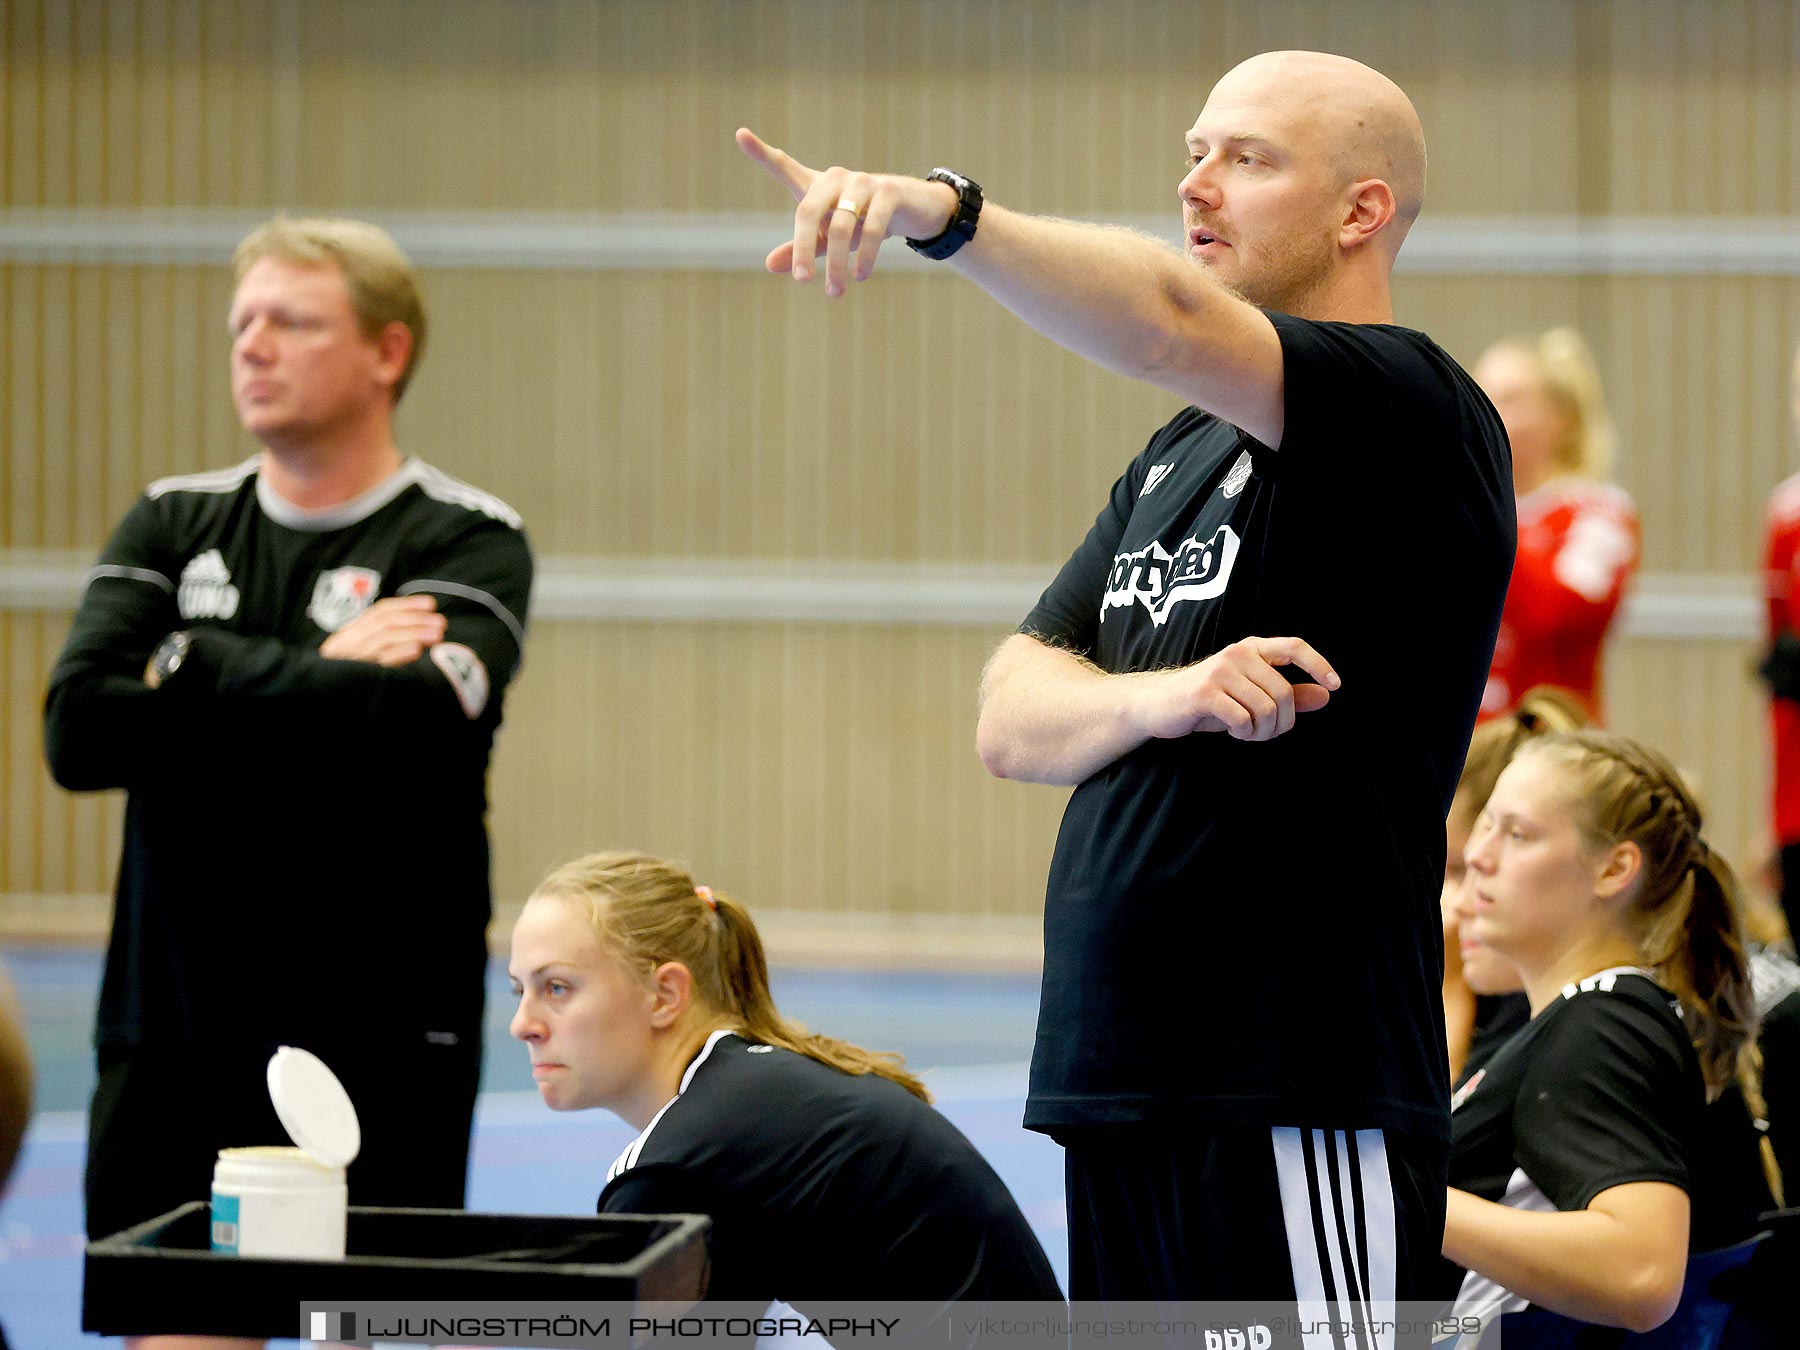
906;168;983;261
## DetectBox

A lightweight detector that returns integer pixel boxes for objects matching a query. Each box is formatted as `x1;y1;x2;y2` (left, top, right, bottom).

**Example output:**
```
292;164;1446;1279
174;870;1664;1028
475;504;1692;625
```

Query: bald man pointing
744;52;1513;1314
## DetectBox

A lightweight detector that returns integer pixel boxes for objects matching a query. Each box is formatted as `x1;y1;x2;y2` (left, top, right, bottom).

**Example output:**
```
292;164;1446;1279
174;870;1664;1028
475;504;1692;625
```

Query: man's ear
372;320;413;395
648;961;695;1029
1339;178;1397;252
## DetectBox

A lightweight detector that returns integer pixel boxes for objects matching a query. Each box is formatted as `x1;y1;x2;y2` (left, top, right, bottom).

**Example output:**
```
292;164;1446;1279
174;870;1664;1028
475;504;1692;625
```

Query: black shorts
1061;1123;1446;1346
84;1032;482;1241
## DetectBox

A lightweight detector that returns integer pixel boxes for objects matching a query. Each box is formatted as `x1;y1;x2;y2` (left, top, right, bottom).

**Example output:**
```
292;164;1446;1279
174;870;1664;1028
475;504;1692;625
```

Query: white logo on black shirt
1221;450;1253;499
1101;525;1241;627
308;566;382;632
177;549;240;620
1450;1067;1485;1113
1140;463;1175;497
429;641;490;719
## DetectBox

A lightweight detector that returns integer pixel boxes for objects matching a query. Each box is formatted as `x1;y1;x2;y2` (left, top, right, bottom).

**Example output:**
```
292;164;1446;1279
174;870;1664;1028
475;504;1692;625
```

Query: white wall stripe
1;209;1799;277
0;551;1764;639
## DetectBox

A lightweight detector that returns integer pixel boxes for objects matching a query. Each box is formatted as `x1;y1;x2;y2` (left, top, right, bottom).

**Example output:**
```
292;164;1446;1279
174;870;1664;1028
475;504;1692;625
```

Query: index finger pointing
1254;636;1340;690
736;127;814;203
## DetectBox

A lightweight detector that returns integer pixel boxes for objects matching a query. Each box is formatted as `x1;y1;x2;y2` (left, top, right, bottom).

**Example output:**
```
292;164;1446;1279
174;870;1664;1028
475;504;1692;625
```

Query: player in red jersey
1475;328;1640;722
1760;343;1800;940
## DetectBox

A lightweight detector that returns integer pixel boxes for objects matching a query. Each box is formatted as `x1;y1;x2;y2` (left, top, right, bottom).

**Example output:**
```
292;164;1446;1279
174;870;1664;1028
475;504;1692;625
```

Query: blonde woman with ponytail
1473;329;1640;721
507;851;1061;1306
1436;730;1781;1334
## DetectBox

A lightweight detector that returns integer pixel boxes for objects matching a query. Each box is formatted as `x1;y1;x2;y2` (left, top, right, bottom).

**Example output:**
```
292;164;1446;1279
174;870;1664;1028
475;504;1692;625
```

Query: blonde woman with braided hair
508;851;1061;1307
1437;730;1781;1333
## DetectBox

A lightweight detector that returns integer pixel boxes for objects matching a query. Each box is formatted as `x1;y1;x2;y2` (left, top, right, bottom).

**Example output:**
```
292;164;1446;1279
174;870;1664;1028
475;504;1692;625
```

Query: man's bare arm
976;632;1337;786
737;130;1286;446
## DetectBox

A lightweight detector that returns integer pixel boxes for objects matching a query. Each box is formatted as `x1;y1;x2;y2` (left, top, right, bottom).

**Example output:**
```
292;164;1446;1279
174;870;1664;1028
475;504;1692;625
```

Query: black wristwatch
906;168;983;261
146;630;191;689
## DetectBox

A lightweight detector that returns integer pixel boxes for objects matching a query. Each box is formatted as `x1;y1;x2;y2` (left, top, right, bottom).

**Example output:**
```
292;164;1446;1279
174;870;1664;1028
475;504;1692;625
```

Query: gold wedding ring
833;197;862;217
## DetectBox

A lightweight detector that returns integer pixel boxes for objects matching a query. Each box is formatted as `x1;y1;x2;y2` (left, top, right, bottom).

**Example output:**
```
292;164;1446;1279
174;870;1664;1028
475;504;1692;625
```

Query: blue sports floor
0;948;1066;1349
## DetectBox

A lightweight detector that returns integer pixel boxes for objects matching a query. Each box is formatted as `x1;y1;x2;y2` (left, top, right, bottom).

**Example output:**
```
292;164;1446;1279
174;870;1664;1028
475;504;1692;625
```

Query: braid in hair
1525;732;1785;1206
1522;732;1760;1098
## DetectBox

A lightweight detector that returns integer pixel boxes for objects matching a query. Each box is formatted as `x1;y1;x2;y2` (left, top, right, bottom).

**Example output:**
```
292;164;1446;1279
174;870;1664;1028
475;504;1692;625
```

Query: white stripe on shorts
1271;1126;1399;1350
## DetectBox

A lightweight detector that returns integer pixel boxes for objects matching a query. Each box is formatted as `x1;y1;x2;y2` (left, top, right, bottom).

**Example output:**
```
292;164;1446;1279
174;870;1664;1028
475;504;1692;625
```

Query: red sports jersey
1765;473;1800;845
1480;477;1640;722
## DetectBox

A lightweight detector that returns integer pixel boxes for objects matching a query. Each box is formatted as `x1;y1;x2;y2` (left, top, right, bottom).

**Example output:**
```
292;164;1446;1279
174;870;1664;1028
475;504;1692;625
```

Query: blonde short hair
233;216;427;402
1481;327;1614;479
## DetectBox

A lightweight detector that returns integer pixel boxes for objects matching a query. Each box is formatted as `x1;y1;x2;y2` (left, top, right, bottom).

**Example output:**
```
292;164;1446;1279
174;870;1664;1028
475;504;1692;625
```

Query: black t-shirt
1750;950;1800;1188
44;457;534;1050
1762;987;1800;1189
1438;971;1702;1319
1695;1080;1779;1252
1021;314;1514;1141
597;1032;1063;1308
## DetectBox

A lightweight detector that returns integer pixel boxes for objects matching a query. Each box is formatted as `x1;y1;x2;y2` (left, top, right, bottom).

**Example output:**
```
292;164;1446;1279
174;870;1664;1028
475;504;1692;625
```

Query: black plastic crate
83;1202;710;1337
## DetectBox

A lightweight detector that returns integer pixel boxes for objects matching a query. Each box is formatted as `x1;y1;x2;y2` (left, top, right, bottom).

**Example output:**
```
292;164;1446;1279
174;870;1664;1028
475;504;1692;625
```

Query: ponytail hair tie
696;885;717;912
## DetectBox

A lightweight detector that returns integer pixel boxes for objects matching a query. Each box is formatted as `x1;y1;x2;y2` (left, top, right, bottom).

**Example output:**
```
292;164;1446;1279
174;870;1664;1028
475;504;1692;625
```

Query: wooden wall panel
9;265;1800;573
1606;633;1773;899
0;610;125;931
481;620;1073;937
7;0;1800;953
2;0;1751;217
1605;0;1800;217
0;262;246;550
8;614;1776;952
1;613;1073;948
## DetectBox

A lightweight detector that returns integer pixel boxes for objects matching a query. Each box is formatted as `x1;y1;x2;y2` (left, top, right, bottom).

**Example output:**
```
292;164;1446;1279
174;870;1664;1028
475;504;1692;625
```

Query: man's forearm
976;634;1150;786
950;206;1284;444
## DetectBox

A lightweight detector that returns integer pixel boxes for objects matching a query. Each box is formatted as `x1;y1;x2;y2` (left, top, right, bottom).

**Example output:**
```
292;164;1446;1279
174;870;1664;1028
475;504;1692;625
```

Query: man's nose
235;317;274;361
1178;155;1219;208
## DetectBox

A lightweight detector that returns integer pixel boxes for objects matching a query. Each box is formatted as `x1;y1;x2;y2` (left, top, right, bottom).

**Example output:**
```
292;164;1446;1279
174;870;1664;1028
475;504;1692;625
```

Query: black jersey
1763;987;1800;1191
1439;970;1702;1321
1021;315;1513;1141
596;1032;1062;1307
44;456;533;1051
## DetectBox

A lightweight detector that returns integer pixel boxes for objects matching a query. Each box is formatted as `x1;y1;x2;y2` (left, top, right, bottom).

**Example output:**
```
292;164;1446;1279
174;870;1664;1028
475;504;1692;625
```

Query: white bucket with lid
210;1046;362;1259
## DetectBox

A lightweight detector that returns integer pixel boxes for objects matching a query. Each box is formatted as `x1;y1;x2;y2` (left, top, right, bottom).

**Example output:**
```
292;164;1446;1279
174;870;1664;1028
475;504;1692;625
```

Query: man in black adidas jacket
44;218;533;1263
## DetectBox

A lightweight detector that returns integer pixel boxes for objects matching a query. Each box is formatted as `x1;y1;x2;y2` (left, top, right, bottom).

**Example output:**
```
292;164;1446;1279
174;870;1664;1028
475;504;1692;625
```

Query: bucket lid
266;1045;361;1169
